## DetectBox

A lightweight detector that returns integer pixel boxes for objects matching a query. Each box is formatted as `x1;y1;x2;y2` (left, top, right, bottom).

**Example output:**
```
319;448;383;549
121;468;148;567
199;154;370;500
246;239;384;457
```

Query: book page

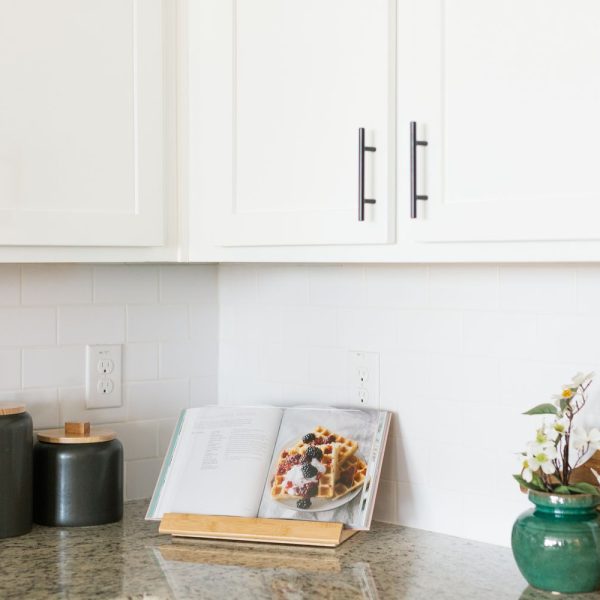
257;408;390;530
148;405;283;519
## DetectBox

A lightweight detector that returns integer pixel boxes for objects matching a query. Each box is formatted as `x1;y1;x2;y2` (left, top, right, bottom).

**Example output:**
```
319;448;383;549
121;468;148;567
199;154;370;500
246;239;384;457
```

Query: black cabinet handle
358;128;376;221
410;121;428;219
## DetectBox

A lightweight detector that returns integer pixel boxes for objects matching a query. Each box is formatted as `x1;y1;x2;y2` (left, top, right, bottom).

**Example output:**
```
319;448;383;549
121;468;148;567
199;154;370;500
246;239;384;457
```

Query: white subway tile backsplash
160;340;217;379
160;341;195;379
259;344;309;384
127;379;190;421
338;307;398;350
0;264;218;503
127;305;188;342
22;265;92;306
0;349;20;390
463;312;536;358
397;309;462;354
0;307;56;346
218;264;258;305
190;375;218;407
220;342;259;381
218;263;600;547
160;265;217;304
93;265;158;304
499;265;576;313
13;388;60;429
429;265;499;310
257;265;310;305
282;306;337;347
308;347;346;388
158;418;178;456
4;261;600;547
576;266;600;314
109;421;158;461
59;305;125;344
125;458;163;500
59;386;128;425
0;265;20;305
23;346;85;388
537;313;600;363
309;265;366;307
190;303;219;341
124;343;159;381
366;265;428;308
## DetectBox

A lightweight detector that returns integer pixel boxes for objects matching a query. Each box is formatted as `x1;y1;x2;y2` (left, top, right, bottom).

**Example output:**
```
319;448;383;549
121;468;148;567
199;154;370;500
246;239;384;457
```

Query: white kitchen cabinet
398;0;600;243
190;0;396;247
0;0;170;247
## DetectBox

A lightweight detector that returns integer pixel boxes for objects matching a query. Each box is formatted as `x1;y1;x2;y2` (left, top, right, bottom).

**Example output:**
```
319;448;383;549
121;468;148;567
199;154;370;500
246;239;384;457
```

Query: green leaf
513;474;546;492
531;473;547;490
560;398;570;411
553;485;571;494
567;483;600;496
523;403;558;416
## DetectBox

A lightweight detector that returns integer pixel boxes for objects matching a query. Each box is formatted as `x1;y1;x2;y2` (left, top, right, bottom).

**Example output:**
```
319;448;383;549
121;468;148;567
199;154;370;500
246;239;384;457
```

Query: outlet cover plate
347;350;379;408
85;345;122;409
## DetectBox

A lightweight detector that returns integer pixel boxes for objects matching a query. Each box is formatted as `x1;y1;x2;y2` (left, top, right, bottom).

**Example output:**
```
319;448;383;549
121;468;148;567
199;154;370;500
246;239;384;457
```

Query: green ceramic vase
512;491;600;594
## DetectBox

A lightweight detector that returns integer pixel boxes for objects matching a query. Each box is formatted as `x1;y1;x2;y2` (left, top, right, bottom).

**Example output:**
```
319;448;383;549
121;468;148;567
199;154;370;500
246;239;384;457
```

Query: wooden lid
37;422;116;444
0;403;26;416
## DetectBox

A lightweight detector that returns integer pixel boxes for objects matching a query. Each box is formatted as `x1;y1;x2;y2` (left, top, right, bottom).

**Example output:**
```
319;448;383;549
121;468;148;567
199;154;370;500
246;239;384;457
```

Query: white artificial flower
550;417;569;438
589;428;600;450
569;427;600;451
571;372;595;388
528;445;558;475
552;387;575;404
532;427;552;446
521;457;534;483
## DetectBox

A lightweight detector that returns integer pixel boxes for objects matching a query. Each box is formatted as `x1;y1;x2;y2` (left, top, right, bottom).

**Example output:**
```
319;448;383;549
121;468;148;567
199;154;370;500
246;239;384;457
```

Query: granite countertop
1;501;599;600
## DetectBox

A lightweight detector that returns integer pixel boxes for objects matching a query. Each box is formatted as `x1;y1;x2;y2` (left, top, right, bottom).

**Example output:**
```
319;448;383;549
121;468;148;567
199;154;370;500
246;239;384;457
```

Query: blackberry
305;446;323;461
297;498;312;509
302;463;318;478
302;433;316;444
306;482;318;497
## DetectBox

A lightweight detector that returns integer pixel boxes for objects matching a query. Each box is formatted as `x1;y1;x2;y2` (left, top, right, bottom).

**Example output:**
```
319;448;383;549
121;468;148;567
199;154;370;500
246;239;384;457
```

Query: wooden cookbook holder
159;513;359;547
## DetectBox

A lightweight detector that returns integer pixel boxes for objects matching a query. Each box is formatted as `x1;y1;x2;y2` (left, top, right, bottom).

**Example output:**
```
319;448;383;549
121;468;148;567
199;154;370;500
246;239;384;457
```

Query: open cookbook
147;405;391;530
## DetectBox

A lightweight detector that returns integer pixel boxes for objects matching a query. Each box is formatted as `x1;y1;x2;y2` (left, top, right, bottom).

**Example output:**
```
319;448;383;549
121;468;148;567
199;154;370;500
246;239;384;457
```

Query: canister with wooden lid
0;403;33;538
33;422;123;527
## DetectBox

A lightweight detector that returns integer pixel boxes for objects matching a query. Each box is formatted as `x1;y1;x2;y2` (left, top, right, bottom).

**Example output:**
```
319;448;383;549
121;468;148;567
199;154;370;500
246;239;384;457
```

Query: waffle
333;455;367;499
294;426;358;465
271;444;339;500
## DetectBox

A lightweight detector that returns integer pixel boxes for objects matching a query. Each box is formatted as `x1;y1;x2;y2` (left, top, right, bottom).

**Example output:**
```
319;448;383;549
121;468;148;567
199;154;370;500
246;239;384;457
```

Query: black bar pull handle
410;121;428;219
358;127;376;221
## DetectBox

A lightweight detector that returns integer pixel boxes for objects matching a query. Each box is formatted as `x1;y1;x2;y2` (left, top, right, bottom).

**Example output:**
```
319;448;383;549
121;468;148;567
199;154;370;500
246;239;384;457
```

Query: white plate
270;436;365;513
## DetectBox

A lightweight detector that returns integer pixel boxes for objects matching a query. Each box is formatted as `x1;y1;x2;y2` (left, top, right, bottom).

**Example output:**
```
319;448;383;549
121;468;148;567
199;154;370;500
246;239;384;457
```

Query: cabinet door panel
0;0;166;246
215;0;395;246
399;0;600;242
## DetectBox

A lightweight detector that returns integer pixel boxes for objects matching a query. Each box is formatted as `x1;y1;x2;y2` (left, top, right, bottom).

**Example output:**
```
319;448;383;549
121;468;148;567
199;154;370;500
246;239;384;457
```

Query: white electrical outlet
86;345;122;409
347;351;379;408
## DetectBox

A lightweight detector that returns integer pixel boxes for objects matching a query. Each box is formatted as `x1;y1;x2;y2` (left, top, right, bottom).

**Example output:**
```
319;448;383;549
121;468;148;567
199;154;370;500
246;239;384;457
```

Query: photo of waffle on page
147;405;391;530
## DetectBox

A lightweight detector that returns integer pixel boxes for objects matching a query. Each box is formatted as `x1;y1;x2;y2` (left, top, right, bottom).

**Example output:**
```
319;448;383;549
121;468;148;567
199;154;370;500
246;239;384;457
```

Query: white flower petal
541;461;556;475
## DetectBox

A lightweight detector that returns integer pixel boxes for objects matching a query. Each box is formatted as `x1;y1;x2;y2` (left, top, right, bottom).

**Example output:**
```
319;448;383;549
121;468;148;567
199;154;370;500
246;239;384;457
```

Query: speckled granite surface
1;500;599;600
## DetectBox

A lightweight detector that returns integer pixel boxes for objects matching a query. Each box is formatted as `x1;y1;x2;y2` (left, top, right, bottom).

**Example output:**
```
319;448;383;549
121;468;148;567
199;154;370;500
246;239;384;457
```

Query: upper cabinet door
196;0;396;247
398;0;600;242
0;0;167;246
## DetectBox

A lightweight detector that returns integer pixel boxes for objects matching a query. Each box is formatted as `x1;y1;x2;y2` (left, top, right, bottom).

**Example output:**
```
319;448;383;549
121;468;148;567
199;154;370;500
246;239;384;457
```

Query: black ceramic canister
0;403;33;539
33;422;123;527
